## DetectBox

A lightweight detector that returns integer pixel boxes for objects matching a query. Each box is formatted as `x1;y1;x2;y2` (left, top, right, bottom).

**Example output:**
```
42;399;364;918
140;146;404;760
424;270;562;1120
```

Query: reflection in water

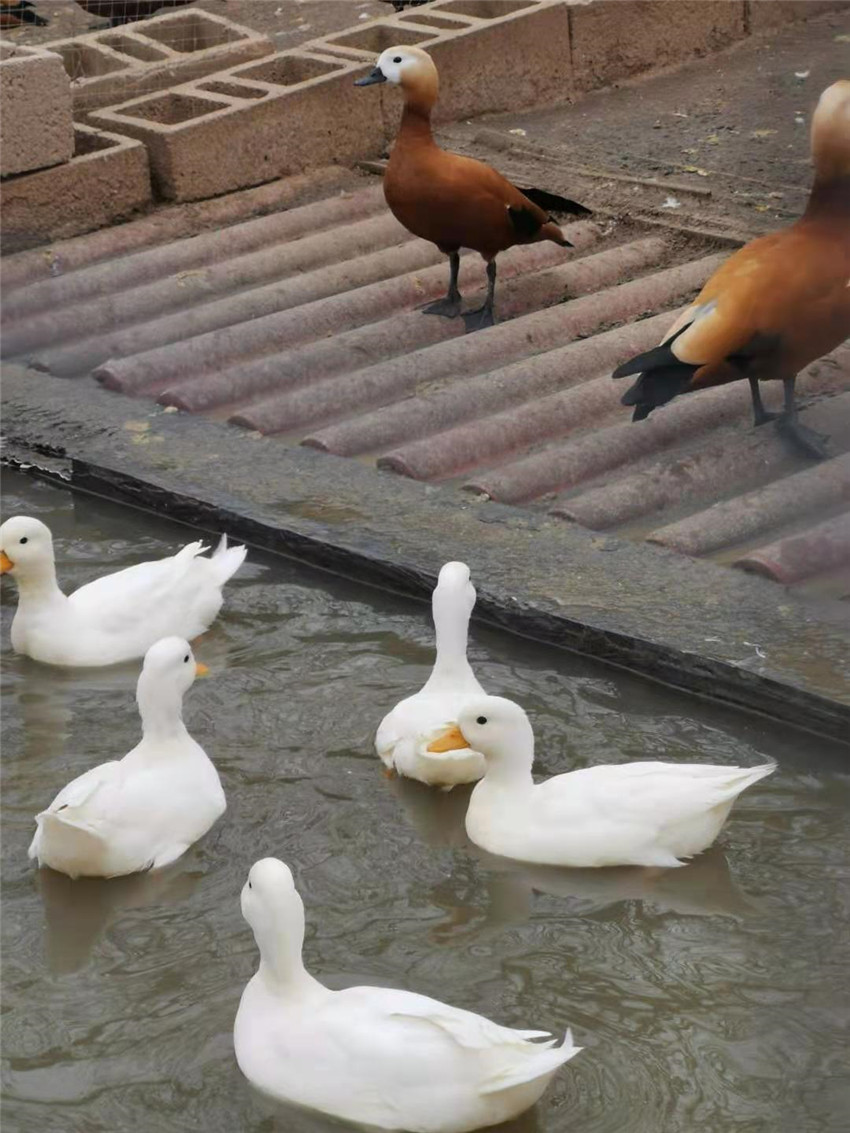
3;471;850;1133
390;776;755;924
37;864;204;975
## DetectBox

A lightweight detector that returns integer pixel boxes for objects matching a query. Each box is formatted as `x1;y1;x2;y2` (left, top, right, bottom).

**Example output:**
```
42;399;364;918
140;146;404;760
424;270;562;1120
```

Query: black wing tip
518;186;592;218
612;359;639;380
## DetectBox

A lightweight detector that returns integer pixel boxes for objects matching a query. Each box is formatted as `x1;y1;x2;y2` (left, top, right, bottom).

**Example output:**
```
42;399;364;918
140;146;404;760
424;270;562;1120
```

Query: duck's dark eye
393;56;402;63
476;716;488;725
19;537;28;545
248;881;252;890
184;655;190;663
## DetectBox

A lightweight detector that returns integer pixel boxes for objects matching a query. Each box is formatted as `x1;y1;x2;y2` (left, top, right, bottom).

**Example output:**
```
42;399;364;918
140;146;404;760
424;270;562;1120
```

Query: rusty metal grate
2;170;848;597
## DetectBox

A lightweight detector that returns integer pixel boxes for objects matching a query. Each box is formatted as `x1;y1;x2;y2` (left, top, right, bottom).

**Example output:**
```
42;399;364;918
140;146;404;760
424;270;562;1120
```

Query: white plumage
28;637;226;878
376;562;487;788
0;515;246;666
458;696;775;868
234;858;580;1132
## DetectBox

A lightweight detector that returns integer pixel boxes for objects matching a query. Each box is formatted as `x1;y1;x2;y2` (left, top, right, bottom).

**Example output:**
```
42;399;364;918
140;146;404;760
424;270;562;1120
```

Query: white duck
0;515;246;667
234;857;580;1133
376;561;487;788
28;637;226;878
457;696;775;868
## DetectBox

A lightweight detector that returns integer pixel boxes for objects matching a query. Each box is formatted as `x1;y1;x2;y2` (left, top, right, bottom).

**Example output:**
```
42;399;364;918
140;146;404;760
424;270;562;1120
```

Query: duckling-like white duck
457;696;775;868
0;515;246;666
234;858;580;1132
28;637;226;878
376;562;487;788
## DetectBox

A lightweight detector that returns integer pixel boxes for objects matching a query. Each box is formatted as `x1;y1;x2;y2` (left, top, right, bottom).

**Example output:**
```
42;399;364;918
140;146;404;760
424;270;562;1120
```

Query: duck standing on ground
376;561;487;788
456;696;775;868
0;515;246;666
28;637;226;878
234;857;581;1132
356;46;591;330
612;80;850;459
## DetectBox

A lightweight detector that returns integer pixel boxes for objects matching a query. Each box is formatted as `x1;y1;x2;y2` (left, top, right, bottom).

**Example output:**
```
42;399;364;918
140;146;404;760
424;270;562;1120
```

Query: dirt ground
444;8;850;233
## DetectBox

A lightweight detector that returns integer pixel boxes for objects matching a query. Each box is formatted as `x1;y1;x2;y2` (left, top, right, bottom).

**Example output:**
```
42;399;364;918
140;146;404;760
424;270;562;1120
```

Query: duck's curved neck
398;101;435;146
15;558;64;606
427;597;475;687
481;722;536;789
483;752;535;790
255;905;325;1001
136;677;189;745
805;174;850;220
395;75;438;150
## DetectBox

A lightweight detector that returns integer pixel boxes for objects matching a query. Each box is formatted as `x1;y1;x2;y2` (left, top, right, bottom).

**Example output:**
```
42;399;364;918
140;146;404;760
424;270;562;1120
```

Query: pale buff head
811;79;850;182
355;45;438;110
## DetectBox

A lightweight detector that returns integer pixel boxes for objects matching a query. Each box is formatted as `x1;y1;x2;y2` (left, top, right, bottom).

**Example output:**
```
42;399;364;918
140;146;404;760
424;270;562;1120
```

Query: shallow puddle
2;470;848;1132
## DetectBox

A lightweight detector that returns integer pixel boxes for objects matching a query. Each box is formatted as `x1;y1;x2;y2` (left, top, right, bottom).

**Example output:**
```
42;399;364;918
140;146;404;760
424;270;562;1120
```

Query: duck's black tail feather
518;187;592;218
11;1;49;25
613;324;697;420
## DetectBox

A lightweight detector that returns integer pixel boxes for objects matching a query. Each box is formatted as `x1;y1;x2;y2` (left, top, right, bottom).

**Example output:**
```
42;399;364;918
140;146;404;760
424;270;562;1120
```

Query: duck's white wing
341;985;577;1089
541;760;774;829
68;542;209;633
40;760;122;814
29;760;121;862
375;694;440;763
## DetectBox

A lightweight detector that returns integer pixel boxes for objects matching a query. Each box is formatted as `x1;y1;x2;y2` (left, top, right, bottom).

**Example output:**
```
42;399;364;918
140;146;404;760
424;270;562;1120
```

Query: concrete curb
2;365;848;745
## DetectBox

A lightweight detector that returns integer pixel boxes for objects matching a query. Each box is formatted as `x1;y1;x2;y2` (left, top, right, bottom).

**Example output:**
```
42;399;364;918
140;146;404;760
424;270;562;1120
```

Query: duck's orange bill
0;552;13;573
195;662;210;677
426;725;471;753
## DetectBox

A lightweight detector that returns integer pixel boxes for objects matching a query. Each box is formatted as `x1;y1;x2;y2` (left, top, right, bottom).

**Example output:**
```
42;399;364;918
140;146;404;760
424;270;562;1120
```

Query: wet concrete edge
2;365;848;745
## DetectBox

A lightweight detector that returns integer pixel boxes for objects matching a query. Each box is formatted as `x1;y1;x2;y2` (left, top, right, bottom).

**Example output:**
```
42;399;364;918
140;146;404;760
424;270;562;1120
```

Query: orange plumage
356;46;589;330
614;80;850;459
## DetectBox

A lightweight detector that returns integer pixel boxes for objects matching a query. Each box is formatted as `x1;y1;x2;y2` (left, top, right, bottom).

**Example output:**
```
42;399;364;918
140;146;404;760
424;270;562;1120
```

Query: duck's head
355;45;438;105
139;636;208;701
0;515;54;579
241;858;306;955
811;79;850;182
433;560;476;621
458;695;535;775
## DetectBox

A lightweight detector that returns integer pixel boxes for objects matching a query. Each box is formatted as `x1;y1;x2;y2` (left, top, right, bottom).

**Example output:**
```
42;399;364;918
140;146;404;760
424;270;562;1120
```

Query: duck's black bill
355;67;387;87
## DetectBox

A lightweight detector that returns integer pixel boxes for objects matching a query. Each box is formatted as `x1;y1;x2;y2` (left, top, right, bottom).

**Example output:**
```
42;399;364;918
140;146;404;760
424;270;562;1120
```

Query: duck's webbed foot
463;259;497;333
421;251;462;319
462;304;495;332
421;294;462;319
777;418;830;460
775;377;830;460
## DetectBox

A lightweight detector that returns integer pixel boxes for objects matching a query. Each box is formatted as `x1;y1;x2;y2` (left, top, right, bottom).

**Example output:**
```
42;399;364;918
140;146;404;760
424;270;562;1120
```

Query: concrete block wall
0;41;74;177
0;125;151;253
6;0;850;213
41;8;272;114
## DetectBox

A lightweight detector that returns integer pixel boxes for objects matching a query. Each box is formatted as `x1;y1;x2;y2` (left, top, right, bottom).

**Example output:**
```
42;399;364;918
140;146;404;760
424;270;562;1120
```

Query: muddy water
2;470;848;1133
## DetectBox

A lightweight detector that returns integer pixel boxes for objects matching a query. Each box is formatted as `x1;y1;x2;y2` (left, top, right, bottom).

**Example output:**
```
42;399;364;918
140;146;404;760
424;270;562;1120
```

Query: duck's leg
748;376;780;426
421;251;462;318
463;259;497;332
776;376;829;459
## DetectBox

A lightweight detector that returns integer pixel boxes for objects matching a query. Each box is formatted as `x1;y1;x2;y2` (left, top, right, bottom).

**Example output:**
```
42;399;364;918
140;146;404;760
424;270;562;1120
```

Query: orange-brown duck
356;46;590;331
613;80;850;459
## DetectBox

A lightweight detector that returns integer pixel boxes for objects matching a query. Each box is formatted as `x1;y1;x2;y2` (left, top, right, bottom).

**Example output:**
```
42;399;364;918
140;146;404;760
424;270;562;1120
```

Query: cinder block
42;9;272;115
568;0;746;93
0;125;151;253
90;52;384;202
425;1;573;122
0;41;74;178
747;0;850;32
